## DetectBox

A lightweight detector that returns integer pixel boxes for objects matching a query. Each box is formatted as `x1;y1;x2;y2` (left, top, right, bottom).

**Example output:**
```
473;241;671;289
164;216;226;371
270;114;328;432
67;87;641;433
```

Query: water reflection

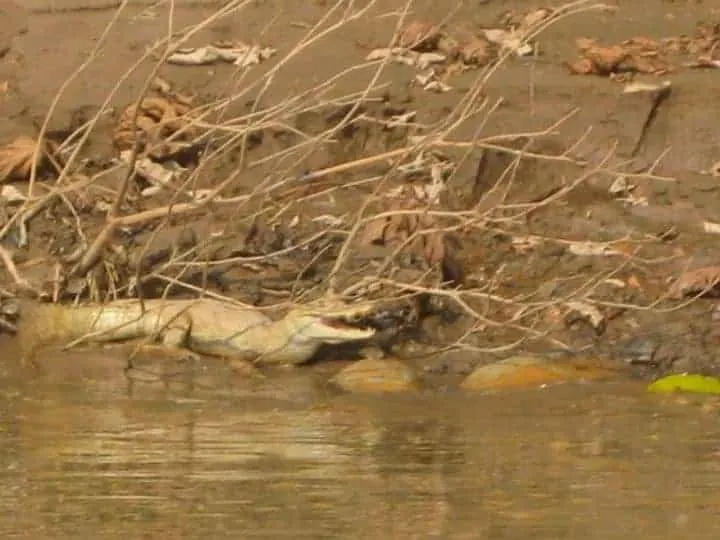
1;347;720;539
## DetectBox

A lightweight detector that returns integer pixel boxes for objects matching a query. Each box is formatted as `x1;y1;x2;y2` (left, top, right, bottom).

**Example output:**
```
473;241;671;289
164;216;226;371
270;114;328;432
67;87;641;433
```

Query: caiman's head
284;300;380;345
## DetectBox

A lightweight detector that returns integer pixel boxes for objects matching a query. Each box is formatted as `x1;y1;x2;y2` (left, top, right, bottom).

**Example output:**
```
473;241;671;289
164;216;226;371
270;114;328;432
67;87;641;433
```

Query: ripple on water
0;358;719;539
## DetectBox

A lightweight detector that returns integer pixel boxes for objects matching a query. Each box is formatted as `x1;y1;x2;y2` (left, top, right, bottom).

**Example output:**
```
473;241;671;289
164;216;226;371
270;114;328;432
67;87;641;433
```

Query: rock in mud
330;357;420;394
460;355;620;391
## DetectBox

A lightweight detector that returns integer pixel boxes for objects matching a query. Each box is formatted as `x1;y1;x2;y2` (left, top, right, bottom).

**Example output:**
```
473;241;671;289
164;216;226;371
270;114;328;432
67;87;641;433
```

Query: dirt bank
2;0;720;379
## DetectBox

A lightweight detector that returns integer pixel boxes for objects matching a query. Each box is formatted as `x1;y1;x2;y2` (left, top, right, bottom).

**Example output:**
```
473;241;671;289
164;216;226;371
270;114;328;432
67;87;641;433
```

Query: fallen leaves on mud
568;21;720;78
393;21;443;52
563;301;606;334
457;36;495;66
566;37;670;77
368;10;546;92
360;184;449;266
113;93;198;160
0;136;51;183
498;7;555;34
166;41;276;67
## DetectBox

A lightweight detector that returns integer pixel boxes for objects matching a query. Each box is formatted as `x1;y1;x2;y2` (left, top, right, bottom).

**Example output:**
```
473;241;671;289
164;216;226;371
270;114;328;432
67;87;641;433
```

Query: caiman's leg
228;357;266;378
126;313;201;373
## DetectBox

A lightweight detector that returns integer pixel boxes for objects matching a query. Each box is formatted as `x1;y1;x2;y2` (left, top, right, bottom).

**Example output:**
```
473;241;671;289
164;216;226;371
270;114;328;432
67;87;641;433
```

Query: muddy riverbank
2;0;720;383
2;2;720;538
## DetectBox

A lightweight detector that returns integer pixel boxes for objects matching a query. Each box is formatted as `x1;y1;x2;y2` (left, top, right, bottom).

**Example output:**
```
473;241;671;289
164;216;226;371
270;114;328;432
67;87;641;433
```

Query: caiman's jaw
287;303;378;344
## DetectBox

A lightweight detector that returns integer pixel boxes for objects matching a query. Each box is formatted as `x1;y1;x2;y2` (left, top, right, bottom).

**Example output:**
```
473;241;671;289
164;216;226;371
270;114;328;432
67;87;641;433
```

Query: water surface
1;346;719;539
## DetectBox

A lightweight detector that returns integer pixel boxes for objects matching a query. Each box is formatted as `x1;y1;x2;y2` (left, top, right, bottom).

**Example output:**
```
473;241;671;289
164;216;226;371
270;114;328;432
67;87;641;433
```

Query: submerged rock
460;355;620;391
331;357;420;394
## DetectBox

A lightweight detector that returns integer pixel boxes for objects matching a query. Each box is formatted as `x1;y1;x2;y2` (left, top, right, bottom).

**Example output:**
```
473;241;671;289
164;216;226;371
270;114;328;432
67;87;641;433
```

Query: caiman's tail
18;301;85;360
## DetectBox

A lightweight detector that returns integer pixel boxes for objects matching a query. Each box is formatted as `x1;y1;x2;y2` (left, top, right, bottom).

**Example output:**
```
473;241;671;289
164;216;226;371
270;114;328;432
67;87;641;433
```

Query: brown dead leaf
395;21;442;51
568;38;669;76
458;37;494;66
625;54;670;75
623;36;661;50
359;216;388;246
576;37;597;51
424;229;446;263
358;185;450;267
566;57;597;75
0;136;48;183
519;7;553;31
669;266;720;299
584;44;629;73
113;94;197;160
564;301;606;334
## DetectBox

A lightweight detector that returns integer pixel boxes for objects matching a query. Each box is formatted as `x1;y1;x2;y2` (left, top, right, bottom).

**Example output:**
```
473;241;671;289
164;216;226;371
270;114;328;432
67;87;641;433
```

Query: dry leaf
567;242;623;257
167;43;276;67
458;37;494;66
366;48;446;69
113;95;198;159
359;216;388;246
519;7;553;31
424;230;446;263
483;28;533;56
358;185;450;267
0;136;48;183
584;44;629;73
0;184;27;203
627;275;643;290
669;266;720;299
568;38;669;76
566;57;597;75
564;301;606;333
395;21;442;51
703;221;720;234
623;36;661;50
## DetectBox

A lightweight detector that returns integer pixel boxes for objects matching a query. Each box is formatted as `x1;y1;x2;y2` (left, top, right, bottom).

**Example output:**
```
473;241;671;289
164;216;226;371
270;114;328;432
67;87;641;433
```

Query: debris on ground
568;21;720;78
0;136;51;183
112;93;198;160
366;11;550;92
393;20;443;52
566;37;670;77
166;41;276;67
359;183;449;266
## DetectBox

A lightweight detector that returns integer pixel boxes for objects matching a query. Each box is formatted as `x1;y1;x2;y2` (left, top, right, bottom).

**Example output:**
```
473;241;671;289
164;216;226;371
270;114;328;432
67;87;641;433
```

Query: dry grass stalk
0;0;680;356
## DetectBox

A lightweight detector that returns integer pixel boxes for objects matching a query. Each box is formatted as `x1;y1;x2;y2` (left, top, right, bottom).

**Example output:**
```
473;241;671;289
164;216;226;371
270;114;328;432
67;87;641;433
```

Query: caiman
19;297;385;365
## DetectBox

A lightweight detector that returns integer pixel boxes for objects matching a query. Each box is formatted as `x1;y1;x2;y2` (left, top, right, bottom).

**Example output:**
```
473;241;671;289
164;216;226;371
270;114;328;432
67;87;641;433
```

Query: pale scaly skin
19;298;378;365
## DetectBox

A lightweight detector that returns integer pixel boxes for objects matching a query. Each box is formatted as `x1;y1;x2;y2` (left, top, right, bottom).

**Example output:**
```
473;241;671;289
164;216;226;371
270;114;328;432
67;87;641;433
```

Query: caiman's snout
316;310;376;342
290;303;375;344
292;299;415;344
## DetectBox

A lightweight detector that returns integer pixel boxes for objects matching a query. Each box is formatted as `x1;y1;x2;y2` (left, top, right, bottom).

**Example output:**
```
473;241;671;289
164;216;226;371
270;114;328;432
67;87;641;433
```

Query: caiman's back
18;298;274;359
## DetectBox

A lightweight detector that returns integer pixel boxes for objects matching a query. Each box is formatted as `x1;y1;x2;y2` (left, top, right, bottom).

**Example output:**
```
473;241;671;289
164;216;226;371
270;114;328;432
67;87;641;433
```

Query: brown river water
1;344;719;539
